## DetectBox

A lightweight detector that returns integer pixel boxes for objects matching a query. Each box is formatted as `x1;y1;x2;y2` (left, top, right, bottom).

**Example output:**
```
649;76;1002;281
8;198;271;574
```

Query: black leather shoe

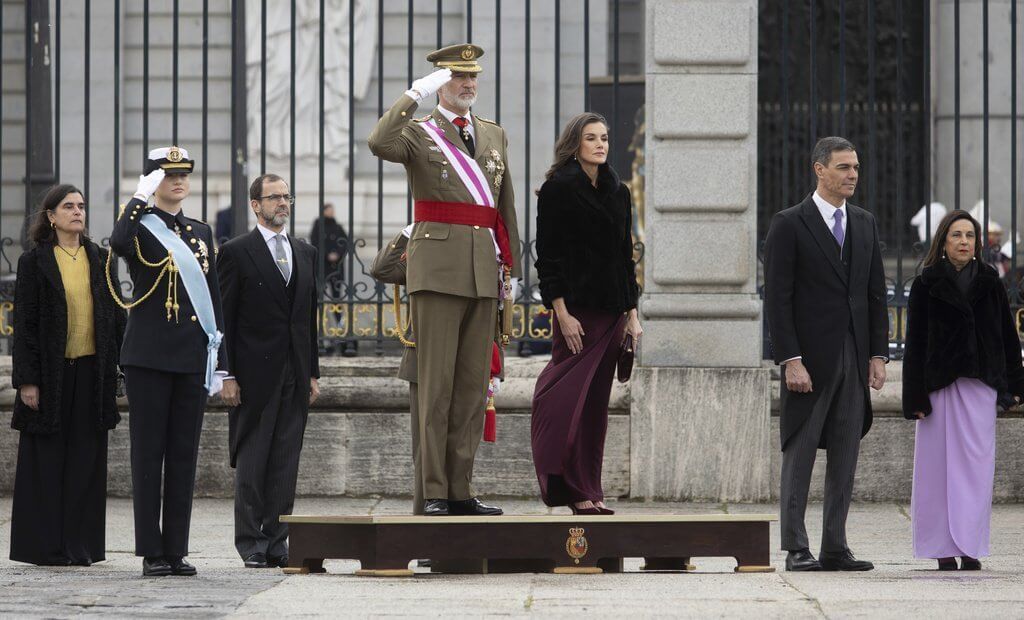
448;497;503;516
785;549;822;572
938;557;958;571
167;556;197;576
267;554;289;569
960;556;982;570
423;499;450;516
819;549;874;571
142;557;172;577
244;552;269;568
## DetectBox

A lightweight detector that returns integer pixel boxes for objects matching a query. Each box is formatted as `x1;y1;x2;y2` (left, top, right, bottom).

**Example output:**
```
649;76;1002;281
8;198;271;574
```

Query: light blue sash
140;213;223;389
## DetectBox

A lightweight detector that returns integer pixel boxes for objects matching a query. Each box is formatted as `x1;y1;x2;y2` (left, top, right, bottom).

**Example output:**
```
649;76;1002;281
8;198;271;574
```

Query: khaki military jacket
368;94;521;299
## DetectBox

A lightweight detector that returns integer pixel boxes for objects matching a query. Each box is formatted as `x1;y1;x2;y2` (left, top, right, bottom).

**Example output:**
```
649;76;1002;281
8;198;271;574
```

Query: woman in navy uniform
109;146;227;577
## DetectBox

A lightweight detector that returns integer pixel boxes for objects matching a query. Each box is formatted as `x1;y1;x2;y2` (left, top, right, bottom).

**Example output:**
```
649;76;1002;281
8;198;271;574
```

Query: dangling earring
941;251;946;260
972;255;977;261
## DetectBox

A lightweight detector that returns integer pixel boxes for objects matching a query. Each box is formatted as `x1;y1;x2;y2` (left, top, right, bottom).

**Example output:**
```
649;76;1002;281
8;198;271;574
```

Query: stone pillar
632;0;770;501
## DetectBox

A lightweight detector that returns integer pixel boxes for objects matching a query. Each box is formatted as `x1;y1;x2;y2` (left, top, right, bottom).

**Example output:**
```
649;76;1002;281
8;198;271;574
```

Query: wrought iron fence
758;0;1023;360
0;0;645;356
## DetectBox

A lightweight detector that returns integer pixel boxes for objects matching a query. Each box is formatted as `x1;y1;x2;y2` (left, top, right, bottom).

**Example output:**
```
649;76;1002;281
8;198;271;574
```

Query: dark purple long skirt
531;306;625;506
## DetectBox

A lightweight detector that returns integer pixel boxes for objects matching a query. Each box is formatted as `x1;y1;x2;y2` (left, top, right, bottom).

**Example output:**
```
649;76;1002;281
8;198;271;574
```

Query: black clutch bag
617;335;634;383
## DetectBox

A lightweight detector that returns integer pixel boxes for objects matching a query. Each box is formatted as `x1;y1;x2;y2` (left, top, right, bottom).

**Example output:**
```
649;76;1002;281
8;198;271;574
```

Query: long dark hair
27;184;85;246
544;112;608;180
922;210;984;268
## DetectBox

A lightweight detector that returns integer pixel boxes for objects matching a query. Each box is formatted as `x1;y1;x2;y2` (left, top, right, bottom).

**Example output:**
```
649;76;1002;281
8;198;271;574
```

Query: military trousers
410;291;497;501
124;366;207;558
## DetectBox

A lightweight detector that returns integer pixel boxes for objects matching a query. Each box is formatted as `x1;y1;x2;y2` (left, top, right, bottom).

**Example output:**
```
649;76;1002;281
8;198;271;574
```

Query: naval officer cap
144;145;195;175
426;43;485;74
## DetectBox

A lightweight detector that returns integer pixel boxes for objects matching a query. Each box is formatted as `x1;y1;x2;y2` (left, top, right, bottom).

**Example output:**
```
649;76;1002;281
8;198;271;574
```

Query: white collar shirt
256;223;292;284
437;104;475;141
812;191;847;241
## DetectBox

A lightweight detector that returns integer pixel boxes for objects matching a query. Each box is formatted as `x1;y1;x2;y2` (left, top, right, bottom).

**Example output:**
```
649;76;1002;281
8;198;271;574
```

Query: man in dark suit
217;173;321;569
763;137;889;572
110;146;228;578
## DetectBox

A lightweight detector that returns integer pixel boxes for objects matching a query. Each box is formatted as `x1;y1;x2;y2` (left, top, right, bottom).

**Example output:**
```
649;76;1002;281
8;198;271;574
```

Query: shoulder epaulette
413;115;432;123
476;116;499;125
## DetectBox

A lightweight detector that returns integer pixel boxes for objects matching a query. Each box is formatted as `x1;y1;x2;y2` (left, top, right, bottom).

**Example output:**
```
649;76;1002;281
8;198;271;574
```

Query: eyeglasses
259;194;294;204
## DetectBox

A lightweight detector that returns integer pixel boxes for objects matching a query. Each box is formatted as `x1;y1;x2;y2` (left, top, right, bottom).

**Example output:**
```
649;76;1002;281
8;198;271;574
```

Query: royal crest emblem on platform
565;527;588;564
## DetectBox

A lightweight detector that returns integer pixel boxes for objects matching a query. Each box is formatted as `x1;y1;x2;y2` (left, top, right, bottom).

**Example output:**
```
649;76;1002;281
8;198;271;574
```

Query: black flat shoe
819;549;874;571
423;499;450;516
167;556;197;576
244;552;268;568
267;554;289;569
938;557;958;571
448;497;503;516
960;556;982;570
785;549;822;571
142;557;172;577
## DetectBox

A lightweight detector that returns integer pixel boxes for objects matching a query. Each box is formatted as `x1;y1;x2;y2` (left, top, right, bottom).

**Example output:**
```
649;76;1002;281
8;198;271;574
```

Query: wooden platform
279;513;777;576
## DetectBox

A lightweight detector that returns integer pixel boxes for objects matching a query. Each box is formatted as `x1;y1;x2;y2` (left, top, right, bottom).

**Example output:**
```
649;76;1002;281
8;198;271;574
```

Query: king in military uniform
109;146;227;576
368;44;521;516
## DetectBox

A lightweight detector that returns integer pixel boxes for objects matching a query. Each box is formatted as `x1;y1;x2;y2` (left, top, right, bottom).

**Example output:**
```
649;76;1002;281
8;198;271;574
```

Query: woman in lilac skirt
903;210;1024;571
531;113;642;515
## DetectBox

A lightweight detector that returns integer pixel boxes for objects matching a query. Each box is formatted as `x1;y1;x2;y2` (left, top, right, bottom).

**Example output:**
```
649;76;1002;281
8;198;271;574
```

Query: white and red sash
421;119;495;208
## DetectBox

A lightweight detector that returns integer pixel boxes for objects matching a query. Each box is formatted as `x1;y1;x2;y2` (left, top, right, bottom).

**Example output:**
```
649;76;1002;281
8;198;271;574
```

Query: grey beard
441;90;476;112
262;212;289;228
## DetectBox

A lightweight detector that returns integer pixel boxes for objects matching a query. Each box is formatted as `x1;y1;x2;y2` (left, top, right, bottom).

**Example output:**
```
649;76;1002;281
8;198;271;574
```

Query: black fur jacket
534;159;640;314
902;260;1024;419
11;240;126;434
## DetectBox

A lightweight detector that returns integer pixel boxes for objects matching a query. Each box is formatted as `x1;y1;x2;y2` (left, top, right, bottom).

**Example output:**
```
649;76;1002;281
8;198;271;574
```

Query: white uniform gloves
134;168;165;202
406;68;452;102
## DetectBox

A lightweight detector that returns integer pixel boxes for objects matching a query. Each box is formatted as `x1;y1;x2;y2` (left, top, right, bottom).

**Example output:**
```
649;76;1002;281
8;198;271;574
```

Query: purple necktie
832;209;845;248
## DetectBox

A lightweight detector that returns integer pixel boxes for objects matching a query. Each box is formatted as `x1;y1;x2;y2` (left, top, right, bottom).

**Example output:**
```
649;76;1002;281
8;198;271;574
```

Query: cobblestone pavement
1;497;1022;618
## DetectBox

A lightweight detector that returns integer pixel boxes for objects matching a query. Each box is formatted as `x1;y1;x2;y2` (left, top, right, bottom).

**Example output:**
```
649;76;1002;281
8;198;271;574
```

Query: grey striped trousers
780;331;865;553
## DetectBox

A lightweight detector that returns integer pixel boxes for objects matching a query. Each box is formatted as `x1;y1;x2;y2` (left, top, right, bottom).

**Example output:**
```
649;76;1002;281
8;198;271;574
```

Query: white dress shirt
812;191;847;245
257;222;292;285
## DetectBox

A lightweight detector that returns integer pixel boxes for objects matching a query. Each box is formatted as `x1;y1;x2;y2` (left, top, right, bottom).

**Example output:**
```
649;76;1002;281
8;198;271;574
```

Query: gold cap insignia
426;43;485;73
167;147;183;163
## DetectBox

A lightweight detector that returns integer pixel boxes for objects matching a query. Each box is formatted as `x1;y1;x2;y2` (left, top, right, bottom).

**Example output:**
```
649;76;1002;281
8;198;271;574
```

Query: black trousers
233;358;308;559
780;332;865;552
10;357;108;566
124;365;207;558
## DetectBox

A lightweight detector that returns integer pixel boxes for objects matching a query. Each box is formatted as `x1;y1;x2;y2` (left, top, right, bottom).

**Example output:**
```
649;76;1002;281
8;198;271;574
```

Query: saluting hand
309;377;321;405
19;385;40;410
134;168;165;202
221;378;241;407
409;68;452;100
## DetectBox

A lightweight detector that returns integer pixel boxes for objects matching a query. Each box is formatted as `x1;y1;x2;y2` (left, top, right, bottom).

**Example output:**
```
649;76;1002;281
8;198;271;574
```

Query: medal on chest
485;149;505;191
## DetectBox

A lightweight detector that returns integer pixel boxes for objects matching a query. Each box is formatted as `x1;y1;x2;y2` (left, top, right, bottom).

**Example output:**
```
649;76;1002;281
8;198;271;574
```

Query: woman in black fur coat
903;210;1024;572
10;184;125;566
530;112;642;515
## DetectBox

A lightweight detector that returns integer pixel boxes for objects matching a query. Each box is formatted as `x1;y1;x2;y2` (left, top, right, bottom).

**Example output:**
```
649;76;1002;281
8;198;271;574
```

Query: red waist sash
414;200;512;268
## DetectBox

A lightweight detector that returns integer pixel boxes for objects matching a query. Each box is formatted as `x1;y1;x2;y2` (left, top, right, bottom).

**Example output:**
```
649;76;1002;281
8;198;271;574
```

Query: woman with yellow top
10;184;126;566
